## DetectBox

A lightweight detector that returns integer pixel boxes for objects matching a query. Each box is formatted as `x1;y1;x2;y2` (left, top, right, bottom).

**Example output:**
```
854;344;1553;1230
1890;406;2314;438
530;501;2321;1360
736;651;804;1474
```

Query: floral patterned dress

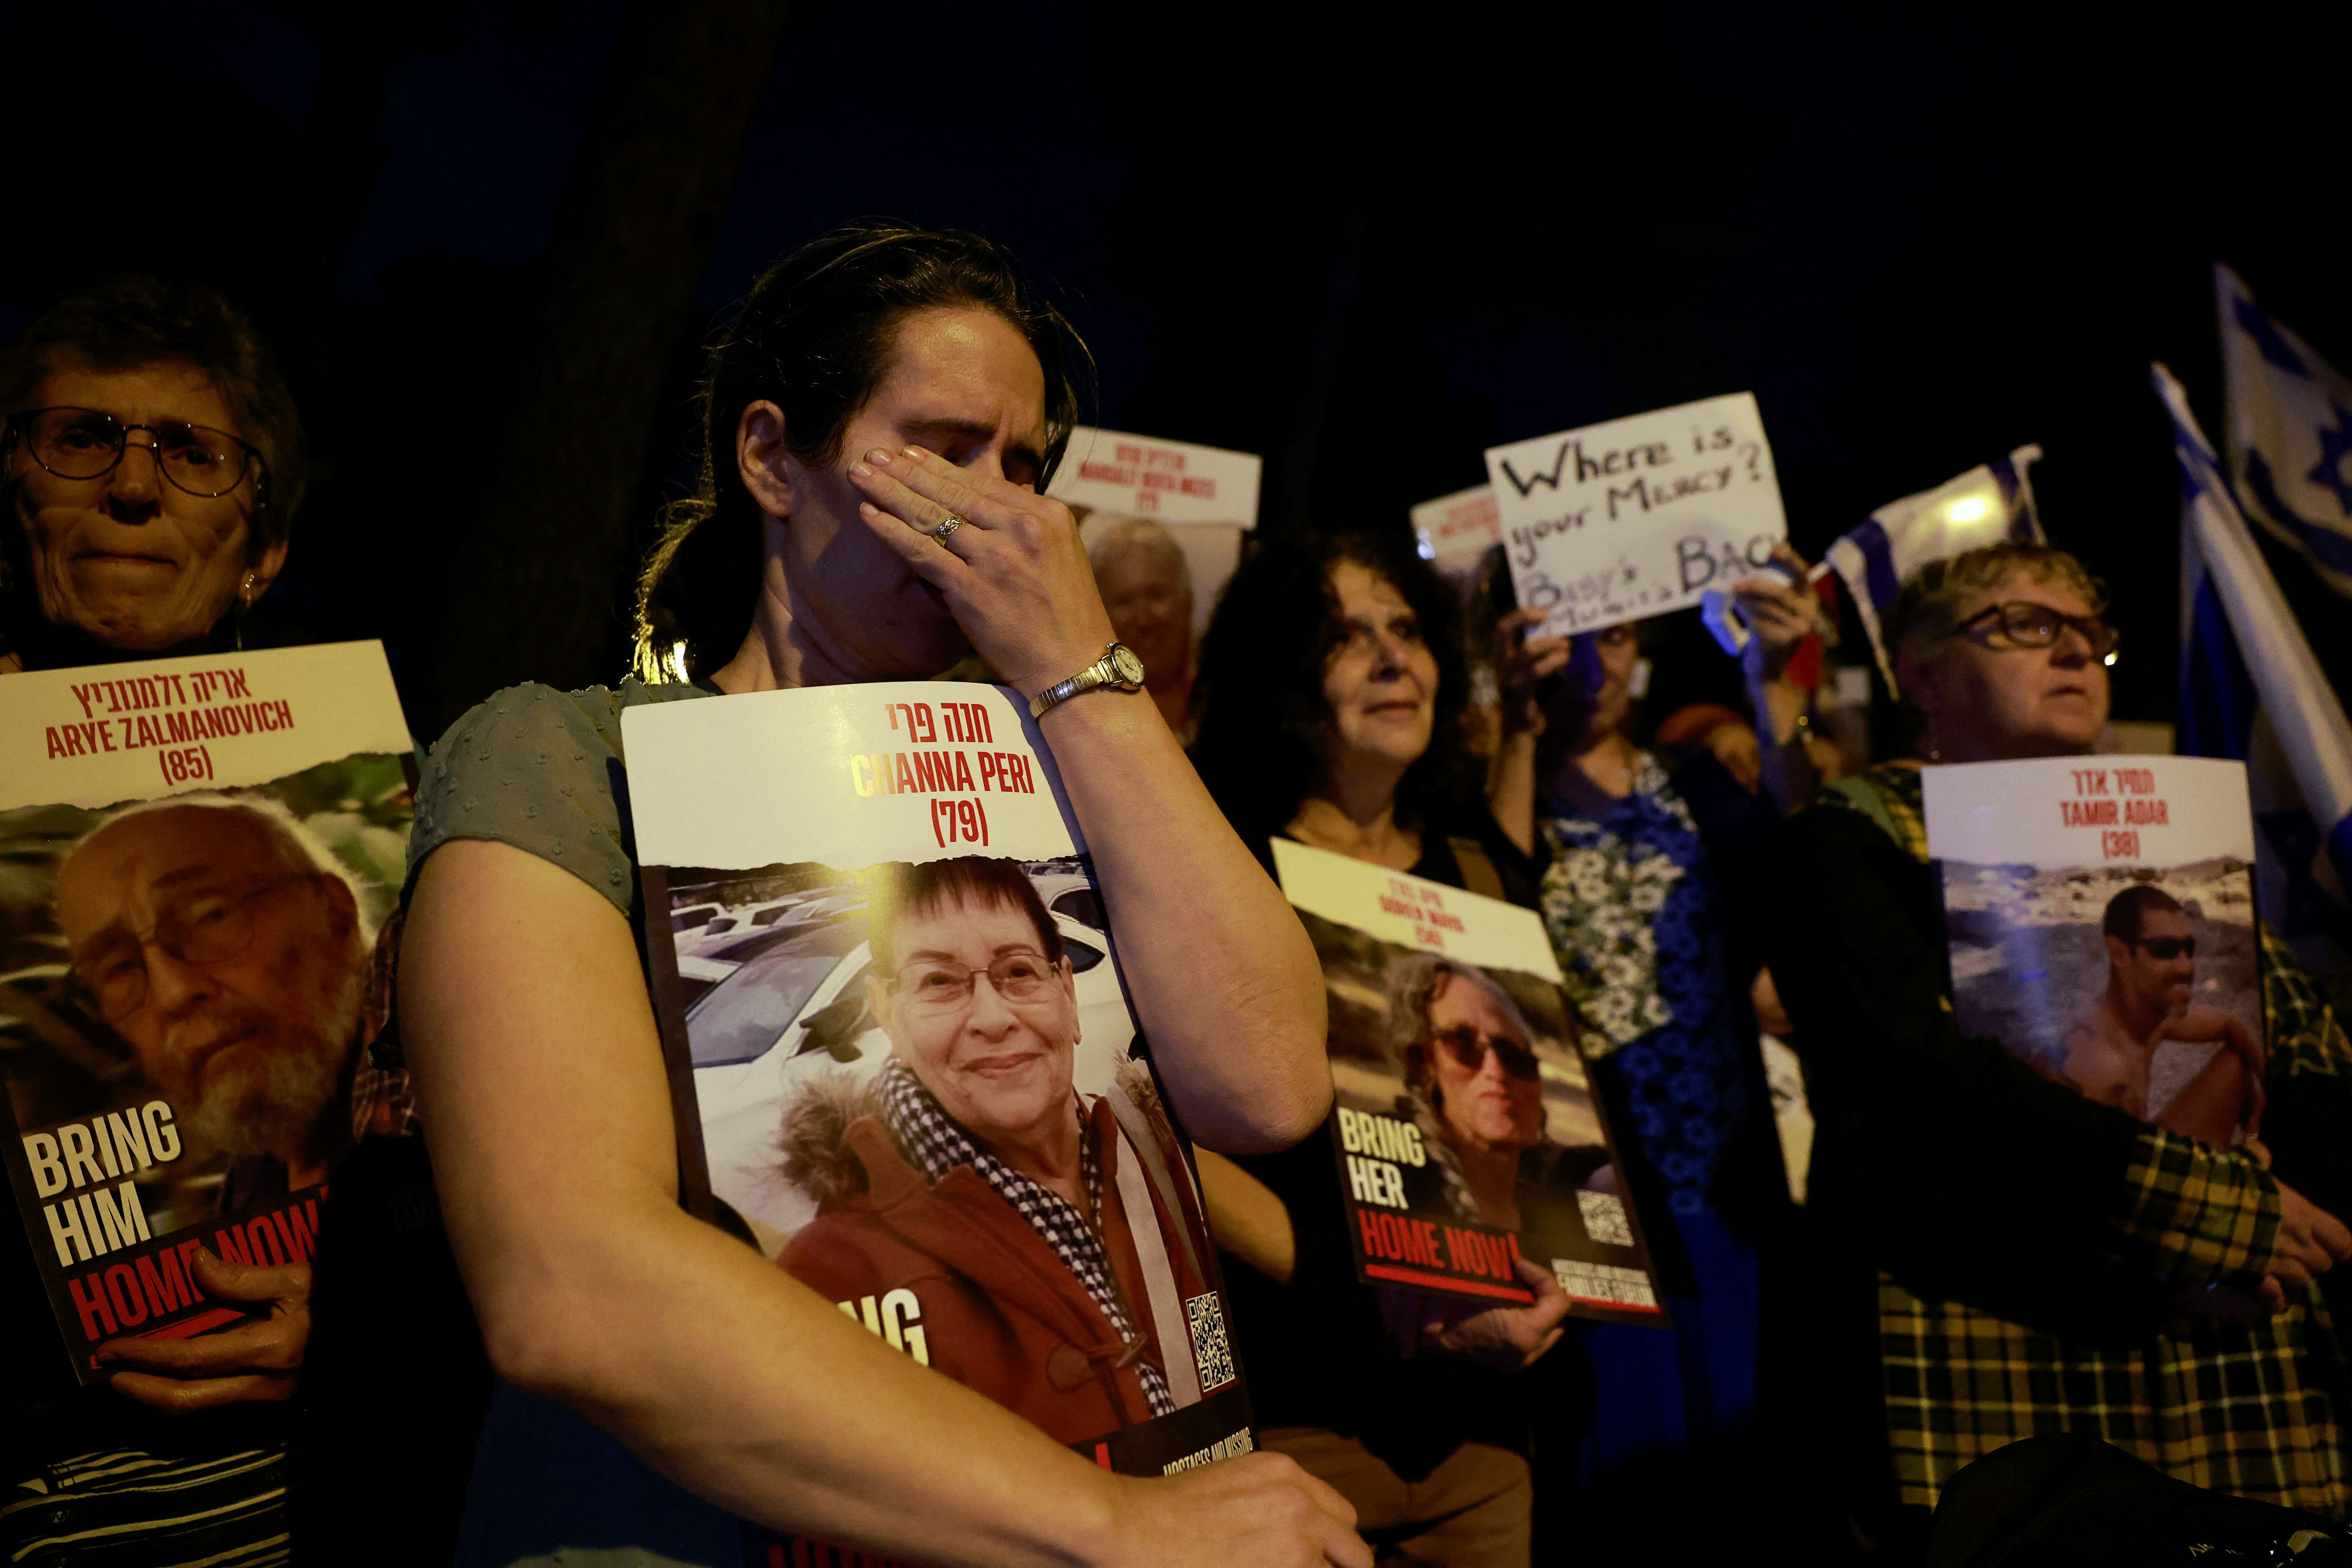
1537;751;1751;1218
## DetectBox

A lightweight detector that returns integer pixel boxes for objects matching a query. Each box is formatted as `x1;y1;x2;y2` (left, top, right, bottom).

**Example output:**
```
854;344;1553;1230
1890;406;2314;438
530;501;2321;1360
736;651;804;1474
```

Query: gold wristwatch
1029;642;1146;718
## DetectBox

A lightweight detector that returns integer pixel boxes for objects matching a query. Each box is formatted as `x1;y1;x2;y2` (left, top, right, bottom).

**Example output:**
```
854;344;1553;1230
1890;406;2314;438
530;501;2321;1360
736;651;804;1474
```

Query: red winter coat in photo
779;1070;1219;1447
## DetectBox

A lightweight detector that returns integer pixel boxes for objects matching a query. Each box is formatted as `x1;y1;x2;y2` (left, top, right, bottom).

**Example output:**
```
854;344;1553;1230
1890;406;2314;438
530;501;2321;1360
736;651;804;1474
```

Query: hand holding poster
1483;392;1788;635
1924;756;2264;1144
623;684;1250;1562
1272;840;1663;1321
0;643;413;1378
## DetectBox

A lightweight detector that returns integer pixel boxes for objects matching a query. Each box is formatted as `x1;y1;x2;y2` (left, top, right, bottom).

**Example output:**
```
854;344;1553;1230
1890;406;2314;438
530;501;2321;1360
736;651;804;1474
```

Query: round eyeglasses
890;950;1061;1016
6;407;265;500
72;876;309;1021
1951;600;2120;659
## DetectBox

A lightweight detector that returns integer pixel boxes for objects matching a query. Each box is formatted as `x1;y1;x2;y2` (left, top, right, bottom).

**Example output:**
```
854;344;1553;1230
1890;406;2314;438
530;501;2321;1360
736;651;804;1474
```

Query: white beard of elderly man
56;797;369;1201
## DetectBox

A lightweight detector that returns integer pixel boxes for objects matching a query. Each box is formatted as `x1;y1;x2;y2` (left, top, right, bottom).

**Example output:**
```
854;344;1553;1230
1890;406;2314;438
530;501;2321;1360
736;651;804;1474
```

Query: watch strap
1029;661;1106;719
1029;644;1136;719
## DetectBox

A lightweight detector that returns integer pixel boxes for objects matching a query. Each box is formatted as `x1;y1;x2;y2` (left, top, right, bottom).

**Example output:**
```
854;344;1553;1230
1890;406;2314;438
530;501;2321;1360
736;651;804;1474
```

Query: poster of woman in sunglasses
0;643;413;1377
623;682;1251;1526
1924;755;2265;1145
1270;839;1663;1321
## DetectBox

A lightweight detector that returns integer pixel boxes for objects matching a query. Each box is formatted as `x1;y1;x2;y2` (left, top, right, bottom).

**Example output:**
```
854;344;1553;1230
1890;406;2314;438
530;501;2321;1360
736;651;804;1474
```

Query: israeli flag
2216;265;2352;597
1823;445;2043;695
2157;362;2352;936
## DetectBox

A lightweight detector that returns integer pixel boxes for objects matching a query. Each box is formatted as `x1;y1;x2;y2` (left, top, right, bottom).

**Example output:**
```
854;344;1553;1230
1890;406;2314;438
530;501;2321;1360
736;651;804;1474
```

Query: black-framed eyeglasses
2129;935;2196;961
1430;1025;1541;1081
888;949;1062;1016
72;876;311;1021
1952;600;2120;659
4;407;265;501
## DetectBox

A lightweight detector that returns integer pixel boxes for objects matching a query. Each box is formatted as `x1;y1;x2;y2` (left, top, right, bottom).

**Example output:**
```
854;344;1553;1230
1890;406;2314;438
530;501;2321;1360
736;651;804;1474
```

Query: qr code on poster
1186;1290;1236;1392
1577;1189;1634;1247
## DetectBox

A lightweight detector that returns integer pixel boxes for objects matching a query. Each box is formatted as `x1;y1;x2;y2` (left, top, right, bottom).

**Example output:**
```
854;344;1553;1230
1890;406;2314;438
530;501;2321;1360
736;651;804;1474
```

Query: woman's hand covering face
850;436;1117;698
8;362;279;653
755;307;1109;697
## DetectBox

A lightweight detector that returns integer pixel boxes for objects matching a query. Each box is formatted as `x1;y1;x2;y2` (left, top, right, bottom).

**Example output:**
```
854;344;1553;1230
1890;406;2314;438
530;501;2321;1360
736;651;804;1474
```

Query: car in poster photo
685;902;1135;1254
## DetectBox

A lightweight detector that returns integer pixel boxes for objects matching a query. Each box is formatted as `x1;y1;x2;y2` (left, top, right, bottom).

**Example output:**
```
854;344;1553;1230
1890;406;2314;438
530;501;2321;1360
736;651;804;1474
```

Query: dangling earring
234;572;254;653
1924;717;1942;764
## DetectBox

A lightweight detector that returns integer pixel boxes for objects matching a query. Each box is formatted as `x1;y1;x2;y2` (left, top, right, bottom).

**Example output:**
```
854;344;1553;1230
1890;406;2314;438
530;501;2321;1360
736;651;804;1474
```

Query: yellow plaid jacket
1815;762;2352;1514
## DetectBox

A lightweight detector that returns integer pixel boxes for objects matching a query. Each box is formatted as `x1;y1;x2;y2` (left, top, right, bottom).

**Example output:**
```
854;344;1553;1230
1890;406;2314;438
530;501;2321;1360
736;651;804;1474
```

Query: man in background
1088;516;1195;733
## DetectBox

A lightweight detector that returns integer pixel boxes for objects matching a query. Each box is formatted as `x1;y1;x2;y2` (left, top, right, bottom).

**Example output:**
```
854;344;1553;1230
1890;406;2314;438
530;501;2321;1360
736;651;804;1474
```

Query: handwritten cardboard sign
1048;427;1261;529
1482;392;1787;635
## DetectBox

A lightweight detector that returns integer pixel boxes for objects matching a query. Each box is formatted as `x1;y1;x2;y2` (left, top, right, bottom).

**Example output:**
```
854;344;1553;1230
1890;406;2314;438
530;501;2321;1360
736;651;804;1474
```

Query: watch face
1107;643;1146;687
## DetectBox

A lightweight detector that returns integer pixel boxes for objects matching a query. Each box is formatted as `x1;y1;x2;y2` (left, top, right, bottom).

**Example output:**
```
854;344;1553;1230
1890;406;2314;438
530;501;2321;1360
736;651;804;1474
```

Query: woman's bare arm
403;838;1365;1568
1035;686;1330;1152
1195;1148;1296;1283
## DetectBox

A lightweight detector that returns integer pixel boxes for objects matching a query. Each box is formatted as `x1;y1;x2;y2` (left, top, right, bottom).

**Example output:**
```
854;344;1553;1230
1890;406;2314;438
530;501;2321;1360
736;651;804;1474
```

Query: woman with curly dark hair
1190;529;1516;891
1188;529;1562;1568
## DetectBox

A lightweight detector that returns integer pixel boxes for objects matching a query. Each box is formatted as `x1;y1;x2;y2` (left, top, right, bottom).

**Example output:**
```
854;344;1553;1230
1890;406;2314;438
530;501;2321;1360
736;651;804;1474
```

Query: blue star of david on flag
2308;402;2352;514
2217;263;2352;596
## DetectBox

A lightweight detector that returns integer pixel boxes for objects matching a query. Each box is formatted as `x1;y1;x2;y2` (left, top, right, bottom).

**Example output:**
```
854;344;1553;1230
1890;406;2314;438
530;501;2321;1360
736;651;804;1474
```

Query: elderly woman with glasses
0;280;346;1568
1765;541;2352;1553
1;279;296;672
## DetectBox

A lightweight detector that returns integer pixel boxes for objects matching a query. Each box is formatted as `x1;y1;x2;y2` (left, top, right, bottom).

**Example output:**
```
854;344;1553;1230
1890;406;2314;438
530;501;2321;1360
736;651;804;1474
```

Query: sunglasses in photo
1430;1025;1541;1081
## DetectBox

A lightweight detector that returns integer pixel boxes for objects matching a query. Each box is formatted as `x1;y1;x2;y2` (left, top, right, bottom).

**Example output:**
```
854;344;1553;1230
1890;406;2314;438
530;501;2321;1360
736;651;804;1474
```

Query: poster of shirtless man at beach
1924;756;2263;1146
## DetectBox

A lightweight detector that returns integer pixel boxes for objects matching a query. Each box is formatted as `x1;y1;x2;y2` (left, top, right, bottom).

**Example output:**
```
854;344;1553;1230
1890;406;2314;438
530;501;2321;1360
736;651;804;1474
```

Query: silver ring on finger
934;514;964;541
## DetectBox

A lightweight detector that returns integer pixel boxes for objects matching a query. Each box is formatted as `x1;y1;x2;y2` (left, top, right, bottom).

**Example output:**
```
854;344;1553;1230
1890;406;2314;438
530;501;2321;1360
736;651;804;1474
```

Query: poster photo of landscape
1923;755;2265;1146
1271;839;1663;1323
620;682;1252;1557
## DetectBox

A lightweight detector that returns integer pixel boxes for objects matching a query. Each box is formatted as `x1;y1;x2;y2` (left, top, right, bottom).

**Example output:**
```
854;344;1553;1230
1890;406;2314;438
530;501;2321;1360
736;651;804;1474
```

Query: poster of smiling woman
1271;839;1664;1322
624;682;1247;1564
0;642;413;1379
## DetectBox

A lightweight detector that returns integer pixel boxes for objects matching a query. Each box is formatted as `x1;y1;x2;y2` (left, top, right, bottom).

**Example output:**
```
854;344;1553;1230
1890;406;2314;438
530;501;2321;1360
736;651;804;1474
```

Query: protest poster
1050;427;1260;638
1923;756;2265;1145
623;684;1250;1560
1410;483;1502;589
0;642;413;1380
1483;392;1788;636
1271;839;1663;1322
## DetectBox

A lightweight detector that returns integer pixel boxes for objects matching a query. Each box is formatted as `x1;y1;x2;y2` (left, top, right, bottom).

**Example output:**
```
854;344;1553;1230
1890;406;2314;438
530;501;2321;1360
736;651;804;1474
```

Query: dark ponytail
633;222;1084;681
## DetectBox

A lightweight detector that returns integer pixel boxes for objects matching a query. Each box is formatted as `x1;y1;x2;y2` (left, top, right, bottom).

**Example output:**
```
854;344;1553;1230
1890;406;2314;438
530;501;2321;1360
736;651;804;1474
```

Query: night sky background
6;0;2348;737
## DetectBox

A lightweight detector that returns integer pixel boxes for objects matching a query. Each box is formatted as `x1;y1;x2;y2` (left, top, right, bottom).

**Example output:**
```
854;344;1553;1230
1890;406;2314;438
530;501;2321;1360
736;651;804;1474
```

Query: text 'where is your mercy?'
1484;391;1788;637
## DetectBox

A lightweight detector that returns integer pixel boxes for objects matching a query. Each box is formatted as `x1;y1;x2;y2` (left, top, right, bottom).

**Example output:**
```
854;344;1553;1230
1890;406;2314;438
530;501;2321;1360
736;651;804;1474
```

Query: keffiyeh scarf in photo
877;1060;1175;1417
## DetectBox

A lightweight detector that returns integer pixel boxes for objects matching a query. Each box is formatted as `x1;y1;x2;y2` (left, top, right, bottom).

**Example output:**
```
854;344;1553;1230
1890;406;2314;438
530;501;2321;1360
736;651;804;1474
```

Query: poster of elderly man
0;643;413;1378
1271;839;1664;1321
624;680;1252;1532
1925;755;2266;1145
